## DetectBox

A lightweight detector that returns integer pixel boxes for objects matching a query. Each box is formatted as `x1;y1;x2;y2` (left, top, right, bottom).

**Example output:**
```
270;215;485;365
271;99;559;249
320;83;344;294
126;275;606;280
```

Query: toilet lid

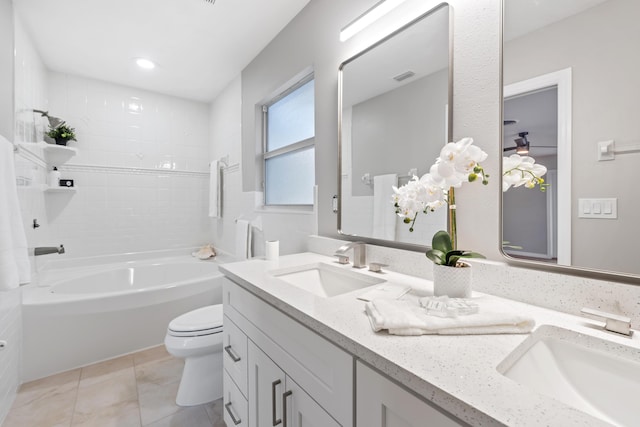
168;305;223;334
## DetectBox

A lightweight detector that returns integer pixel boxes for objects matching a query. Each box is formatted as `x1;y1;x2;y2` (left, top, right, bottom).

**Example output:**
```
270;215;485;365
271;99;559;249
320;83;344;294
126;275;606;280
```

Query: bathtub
21;251;231;382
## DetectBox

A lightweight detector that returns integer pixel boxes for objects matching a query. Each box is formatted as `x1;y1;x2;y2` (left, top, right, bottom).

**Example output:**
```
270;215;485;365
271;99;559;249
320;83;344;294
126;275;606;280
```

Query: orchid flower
502;154;548;192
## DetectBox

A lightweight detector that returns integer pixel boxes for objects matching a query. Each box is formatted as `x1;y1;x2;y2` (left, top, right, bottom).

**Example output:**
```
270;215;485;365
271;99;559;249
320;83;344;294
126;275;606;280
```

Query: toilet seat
167;305;223;337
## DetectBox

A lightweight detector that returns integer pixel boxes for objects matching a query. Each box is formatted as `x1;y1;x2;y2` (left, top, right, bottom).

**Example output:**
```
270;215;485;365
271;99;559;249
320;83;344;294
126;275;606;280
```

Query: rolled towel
365;296;534;336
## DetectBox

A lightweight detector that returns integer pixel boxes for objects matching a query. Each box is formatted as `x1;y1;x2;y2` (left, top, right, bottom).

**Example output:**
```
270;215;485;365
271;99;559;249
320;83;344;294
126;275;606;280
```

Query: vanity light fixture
340;0;408;42
135;58;156;70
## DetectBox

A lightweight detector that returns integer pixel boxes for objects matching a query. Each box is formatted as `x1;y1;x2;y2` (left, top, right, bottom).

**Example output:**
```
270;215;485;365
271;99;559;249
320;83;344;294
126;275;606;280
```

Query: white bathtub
22;251;230;382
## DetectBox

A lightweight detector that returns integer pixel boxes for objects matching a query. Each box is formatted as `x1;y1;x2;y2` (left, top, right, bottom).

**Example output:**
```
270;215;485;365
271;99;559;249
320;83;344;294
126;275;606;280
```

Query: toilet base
176;351;223;406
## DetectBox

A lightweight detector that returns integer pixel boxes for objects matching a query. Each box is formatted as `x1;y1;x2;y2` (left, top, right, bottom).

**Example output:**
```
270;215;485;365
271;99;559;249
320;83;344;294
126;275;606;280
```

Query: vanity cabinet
248;341;340;427
222;277;353;426
356;362;464;427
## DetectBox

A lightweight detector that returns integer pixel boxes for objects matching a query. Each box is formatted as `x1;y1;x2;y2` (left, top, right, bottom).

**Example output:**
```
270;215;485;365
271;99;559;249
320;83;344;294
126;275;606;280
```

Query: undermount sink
497;325;640;426
269;262;385;298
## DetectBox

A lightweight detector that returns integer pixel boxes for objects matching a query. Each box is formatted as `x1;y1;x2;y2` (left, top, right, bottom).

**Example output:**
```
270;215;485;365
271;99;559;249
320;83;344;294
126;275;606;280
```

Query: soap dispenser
48;166;61;187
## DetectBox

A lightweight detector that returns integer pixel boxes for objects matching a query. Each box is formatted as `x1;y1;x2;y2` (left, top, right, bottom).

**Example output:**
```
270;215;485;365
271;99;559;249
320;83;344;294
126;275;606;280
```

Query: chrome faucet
33;245;65;256
334;241;366;268
581;307;632;336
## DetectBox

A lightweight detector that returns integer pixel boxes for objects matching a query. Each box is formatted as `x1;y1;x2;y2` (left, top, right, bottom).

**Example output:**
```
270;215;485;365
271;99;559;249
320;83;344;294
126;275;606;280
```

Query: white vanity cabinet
222;277;353;427
248;341;340;427
356;362;464;427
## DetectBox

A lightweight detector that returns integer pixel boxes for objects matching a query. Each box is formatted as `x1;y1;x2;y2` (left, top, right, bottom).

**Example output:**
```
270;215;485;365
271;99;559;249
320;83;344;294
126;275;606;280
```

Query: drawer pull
224;345;241;362
282;390;293;427
272;379;282;426
225;401;242;425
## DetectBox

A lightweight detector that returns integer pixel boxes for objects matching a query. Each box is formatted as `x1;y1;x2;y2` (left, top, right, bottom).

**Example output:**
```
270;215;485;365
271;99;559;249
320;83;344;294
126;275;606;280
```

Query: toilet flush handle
224;345;241;362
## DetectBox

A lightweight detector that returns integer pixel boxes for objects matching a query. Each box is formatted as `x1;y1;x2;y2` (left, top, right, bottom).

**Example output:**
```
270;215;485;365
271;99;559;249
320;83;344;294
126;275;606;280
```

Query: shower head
32;109;64;128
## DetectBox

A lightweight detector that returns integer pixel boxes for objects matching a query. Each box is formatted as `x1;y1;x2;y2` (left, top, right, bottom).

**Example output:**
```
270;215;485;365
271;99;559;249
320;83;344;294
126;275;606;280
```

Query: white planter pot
432;262;472;298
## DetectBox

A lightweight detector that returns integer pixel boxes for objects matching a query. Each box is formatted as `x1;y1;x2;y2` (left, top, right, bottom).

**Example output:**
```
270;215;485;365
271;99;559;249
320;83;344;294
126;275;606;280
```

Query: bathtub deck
3;346;226;427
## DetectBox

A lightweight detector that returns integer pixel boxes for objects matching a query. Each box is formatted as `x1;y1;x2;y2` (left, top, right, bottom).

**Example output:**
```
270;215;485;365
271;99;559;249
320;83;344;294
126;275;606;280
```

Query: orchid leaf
431;230;453;253
426;249;446;265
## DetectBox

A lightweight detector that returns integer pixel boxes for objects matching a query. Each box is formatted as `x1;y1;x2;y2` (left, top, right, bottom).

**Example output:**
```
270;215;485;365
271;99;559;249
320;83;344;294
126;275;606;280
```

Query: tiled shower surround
15;72;212;259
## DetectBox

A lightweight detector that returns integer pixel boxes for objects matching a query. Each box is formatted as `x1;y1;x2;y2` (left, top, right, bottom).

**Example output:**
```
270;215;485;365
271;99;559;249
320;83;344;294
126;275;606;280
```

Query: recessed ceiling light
136;58;155;70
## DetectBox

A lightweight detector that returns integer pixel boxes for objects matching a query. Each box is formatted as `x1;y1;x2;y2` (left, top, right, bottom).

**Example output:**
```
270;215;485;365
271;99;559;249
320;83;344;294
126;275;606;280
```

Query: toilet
164;305;224;406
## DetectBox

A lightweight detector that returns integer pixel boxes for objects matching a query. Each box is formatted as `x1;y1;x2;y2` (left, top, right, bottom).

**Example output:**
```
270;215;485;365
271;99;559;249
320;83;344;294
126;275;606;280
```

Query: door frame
504;67;572;266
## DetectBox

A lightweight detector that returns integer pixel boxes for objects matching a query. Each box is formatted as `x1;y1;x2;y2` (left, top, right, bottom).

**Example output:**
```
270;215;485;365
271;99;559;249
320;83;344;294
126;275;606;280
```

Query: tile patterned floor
3;346;226;427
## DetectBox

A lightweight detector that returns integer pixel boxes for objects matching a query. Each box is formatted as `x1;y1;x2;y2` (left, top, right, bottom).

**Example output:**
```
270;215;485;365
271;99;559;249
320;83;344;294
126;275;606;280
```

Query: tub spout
33;245;65;256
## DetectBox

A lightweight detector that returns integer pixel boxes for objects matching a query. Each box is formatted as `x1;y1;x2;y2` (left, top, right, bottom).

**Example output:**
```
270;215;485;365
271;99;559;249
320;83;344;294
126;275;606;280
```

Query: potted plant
392;138;548;297
46;122;77;146
427;230;485;297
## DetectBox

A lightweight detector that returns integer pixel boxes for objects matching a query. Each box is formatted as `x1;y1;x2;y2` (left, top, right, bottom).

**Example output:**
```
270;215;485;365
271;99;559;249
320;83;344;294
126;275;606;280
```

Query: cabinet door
284;376;340;427
248;341;286;427
357;362;463;427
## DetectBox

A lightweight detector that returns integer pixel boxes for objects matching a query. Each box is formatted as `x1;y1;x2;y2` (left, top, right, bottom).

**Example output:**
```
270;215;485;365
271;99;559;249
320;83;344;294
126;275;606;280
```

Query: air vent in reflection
393;71;416;82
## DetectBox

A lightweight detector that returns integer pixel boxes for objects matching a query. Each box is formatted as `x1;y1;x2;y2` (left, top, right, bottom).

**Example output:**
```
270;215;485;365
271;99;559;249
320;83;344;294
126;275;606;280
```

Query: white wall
208;75;316;257
240;0;501;257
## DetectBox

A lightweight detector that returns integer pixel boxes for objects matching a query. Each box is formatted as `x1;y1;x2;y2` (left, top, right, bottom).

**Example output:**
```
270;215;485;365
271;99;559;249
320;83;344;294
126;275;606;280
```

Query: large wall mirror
502;0;640;280
338;4;451;248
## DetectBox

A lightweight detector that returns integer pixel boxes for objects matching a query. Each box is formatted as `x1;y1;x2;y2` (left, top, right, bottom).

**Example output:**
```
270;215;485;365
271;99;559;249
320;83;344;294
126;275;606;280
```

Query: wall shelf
44;186;77;193
18;141;78;166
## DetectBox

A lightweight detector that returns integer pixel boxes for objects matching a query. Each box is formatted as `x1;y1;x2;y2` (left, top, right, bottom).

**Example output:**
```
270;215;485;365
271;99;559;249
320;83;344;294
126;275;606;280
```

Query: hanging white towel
0;135;31;291
235;219;251;260
208;161;222;218
365;296;535;336
372;174;397;240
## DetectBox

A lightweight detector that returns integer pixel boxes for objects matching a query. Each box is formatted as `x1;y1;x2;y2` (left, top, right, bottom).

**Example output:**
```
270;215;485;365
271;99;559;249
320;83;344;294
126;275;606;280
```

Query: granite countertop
219;252;640;426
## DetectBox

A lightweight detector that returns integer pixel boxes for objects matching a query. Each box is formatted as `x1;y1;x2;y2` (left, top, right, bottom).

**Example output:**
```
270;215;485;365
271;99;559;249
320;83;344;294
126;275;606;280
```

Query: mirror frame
337;2;453;251
498;0;640;285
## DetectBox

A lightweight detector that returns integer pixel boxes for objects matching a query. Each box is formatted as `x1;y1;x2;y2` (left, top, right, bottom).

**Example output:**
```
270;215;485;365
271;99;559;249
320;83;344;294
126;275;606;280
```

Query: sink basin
497;325;640;426
269;262;385;298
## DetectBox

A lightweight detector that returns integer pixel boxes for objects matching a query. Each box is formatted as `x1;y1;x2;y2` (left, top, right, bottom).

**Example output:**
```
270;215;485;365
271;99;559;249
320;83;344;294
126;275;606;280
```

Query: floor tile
205;398;226;427
80;354;134;387
137;380;183;426
133;345;173;366
12;368;81;409
71;398;141;427
135;356;184;390
75;368;137;413
145;405;212;427
3;386;77;427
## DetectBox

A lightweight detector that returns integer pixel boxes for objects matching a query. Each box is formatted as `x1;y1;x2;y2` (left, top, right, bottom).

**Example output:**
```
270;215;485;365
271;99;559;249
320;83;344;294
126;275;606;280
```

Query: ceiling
13;0;310;103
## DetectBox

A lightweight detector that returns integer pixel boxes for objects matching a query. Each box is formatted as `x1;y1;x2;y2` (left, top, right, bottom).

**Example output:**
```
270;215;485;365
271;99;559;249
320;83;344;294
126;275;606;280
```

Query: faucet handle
334;254;350;264
368;262;388;273
580;307;632;336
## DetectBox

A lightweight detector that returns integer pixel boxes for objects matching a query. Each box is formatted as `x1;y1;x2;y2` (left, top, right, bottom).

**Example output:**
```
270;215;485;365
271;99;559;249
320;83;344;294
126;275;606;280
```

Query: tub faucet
334;241;366;268
33;245;65;256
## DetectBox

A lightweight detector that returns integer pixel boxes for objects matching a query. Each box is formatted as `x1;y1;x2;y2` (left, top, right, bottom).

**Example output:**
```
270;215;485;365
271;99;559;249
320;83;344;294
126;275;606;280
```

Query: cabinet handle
271;379;282;426
282;390;292;427
225;401;242;425
224;345;241;362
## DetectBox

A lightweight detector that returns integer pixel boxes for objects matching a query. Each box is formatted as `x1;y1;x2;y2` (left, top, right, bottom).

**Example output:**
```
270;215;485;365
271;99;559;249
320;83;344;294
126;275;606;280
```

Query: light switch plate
578;198;617;219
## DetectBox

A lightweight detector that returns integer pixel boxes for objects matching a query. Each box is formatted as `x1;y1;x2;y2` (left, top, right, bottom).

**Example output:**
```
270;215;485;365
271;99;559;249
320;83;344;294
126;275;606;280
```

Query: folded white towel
235;219;251;260
372;174;397;240
365;296;534;336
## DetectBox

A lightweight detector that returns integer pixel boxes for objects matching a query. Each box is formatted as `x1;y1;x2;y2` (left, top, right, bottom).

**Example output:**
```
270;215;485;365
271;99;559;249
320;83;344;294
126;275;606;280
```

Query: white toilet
164;305;224;406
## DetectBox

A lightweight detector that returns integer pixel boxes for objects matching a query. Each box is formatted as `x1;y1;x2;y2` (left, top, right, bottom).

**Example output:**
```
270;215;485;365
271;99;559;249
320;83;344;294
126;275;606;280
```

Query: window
263;77;315;205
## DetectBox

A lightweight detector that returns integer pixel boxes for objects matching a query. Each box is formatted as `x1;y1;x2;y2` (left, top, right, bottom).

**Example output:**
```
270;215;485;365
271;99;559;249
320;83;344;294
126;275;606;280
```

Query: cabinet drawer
224;370;248;427
223;315;248;398
223;277;353;427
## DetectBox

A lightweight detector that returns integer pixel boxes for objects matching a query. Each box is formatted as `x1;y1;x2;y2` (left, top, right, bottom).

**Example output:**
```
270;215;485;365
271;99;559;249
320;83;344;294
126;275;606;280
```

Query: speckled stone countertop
219;252;640;427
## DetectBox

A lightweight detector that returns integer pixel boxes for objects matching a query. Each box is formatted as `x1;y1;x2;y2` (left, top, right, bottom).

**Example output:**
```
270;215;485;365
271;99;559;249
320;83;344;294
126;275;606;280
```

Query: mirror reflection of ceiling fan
503;121;556;154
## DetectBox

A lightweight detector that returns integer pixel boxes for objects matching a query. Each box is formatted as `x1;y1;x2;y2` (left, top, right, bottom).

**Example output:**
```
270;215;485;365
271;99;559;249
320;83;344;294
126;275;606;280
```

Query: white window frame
262;74;315;207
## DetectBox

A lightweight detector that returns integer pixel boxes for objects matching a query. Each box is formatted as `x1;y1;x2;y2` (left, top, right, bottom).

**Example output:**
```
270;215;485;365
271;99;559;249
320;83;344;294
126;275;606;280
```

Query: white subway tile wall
15;71;213;259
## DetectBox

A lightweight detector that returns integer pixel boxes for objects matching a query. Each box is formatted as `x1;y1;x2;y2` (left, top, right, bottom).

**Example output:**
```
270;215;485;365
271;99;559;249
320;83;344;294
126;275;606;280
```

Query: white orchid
392;137;489;232
502;154;548;192
430;137;489;188
392;173;447;222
